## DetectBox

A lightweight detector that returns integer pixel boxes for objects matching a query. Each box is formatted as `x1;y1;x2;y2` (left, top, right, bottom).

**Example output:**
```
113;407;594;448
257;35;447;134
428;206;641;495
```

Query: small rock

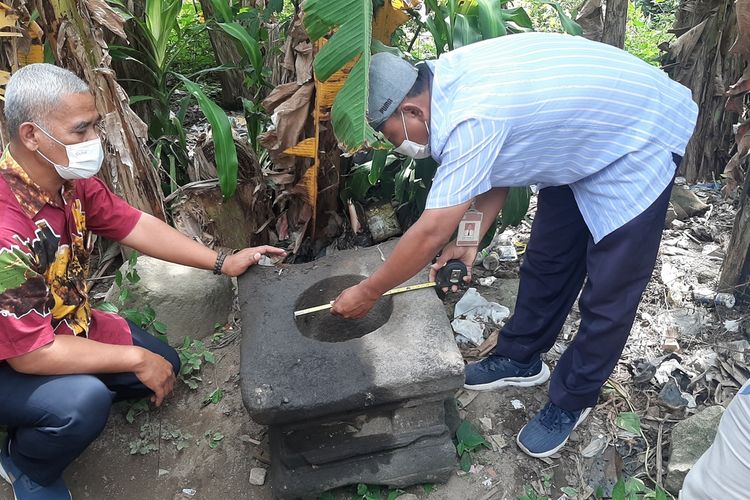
488;434;507;451
569;430;579;442
479;417;493;431
248;467;267;486
670;186;709;220
665;405;725;493
105;256;233;344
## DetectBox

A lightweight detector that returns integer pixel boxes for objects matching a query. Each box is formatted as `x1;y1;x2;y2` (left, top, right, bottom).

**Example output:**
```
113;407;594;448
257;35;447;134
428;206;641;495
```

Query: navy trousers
495;157;679;411
0;322;180;486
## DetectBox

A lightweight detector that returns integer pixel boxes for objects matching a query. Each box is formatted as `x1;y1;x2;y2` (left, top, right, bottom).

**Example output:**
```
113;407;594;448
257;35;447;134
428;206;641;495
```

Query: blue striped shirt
424;32;698;242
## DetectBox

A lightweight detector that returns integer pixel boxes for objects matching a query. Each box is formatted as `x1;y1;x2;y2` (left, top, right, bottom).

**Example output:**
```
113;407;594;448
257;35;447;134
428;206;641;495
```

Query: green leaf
303;0;379;152
129;95;157;105
208;0;233;23
128;251;139;268
468;0;510;39
456;420;487;450
204;387;223;405
501;7;534;31
612;479;626;500
119;287;131;304
218;22;264;77
203;351;216;364
541;2;583;35
452;13;482;49
357;484;368;496
501;186;531;227
121;309;146;325
95;302;119;313
386;489;403;500
459;450;472;472
655;486;667;500
178;77;238;198
615;412;642;435
422;483;435;494
368;149;390;185
153;321;167;334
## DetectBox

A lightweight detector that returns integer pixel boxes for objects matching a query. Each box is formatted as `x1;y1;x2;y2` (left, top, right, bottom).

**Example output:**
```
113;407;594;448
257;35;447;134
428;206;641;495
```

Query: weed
611;477;668;500
205;430;224;449
95;251;168;343
455;419;490;472
125;398;150;424
127;420;192;455
353;484;404;500
203;387;223;406
177;337;216;389
520;484;549;500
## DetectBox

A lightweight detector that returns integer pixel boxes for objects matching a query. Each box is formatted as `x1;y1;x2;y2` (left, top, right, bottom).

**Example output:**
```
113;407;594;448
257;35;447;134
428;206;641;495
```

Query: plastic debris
478;276;498;286
511;399;525;410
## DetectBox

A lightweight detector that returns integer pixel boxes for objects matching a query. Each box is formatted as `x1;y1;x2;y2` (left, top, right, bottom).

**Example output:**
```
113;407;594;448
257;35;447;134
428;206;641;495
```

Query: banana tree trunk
31;0;166;220
718;0;750;295
601;0;627;48
664;0;742;182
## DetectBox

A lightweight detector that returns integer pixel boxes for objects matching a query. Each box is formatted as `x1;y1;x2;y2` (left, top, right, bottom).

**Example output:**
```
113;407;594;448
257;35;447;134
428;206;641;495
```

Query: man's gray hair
4;63;90;140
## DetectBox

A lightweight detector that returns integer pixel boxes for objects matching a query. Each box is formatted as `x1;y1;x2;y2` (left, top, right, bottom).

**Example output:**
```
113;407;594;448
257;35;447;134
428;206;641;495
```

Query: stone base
268;397;459;499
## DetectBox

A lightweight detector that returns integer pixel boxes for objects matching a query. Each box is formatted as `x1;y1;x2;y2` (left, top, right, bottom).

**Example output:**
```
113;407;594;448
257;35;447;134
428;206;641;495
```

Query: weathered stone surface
106;256;233;344
248;467;267;486
665;405;725;493
670;186;709;220
238;239;465;425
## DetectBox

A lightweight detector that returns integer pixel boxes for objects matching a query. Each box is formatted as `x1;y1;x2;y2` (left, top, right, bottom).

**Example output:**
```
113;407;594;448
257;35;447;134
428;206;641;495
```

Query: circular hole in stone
294;275;393;342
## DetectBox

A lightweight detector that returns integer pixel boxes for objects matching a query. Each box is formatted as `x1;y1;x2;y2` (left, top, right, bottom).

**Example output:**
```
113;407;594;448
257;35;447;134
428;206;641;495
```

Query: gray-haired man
0;63;285;499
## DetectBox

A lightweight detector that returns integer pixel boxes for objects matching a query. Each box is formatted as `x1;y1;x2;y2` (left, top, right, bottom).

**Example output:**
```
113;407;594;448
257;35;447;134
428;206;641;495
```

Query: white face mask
393;111;431;159
34;124;104;180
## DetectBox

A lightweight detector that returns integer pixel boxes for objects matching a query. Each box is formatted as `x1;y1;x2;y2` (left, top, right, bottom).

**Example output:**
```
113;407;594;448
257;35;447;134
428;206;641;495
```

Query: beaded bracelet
213;250;227;275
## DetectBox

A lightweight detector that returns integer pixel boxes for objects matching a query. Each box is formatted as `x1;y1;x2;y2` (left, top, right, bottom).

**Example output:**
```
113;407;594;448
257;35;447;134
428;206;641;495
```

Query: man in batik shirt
0;63;285;500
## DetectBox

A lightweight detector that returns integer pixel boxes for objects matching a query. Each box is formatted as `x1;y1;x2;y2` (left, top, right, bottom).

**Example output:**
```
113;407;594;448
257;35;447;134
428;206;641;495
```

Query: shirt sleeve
0;233;54;360
426;118;508;209
78;177;143;241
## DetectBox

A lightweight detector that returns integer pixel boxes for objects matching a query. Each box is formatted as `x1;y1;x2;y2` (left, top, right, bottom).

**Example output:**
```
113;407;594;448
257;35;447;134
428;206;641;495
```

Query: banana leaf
303;0;381;152
178;77;238;199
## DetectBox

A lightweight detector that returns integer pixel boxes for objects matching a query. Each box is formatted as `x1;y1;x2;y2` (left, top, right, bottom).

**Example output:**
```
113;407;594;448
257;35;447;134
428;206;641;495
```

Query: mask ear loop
400;110;410;142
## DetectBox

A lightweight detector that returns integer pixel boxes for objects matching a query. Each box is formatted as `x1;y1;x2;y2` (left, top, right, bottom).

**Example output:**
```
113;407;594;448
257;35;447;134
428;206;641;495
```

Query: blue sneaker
0;440;72;499
517;402;592;458
464;354;550;391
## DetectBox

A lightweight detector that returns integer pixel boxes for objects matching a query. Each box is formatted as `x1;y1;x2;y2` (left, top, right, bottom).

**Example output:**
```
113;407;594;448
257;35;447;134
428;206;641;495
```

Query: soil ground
2;184;746;500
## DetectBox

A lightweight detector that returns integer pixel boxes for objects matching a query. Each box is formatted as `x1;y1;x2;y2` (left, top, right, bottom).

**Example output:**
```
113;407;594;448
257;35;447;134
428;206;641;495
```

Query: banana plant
421;0;581;54
302;0;387;153
108;0;239;198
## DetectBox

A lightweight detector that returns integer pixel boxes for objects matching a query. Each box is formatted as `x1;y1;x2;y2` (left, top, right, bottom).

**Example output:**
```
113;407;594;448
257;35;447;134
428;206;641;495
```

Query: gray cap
368;52;418;130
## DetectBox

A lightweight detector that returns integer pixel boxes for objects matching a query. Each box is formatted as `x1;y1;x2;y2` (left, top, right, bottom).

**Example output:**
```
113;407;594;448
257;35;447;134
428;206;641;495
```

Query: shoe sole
516;407;592;459
0;446;71;500
463;362;551;391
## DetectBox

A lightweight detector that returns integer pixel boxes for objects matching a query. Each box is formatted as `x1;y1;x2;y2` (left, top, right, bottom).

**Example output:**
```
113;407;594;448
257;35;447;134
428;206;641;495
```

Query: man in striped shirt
331;32;698;458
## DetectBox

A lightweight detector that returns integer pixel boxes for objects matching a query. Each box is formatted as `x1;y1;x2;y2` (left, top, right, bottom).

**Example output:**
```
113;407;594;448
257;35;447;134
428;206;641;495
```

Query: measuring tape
293;260;468;318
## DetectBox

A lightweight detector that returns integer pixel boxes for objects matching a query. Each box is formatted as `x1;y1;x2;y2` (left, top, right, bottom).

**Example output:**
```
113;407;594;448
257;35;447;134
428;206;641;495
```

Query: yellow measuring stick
293;281;437;318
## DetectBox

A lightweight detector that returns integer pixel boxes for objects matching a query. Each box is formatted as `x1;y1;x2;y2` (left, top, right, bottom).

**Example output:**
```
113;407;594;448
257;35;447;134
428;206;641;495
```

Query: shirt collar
0;148;74;218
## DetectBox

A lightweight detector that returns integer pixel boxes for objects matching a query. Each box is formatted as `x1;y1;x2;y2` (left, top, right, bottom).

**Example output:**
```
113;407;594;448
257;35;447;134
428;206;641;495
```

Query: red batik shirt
0;149;142;360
